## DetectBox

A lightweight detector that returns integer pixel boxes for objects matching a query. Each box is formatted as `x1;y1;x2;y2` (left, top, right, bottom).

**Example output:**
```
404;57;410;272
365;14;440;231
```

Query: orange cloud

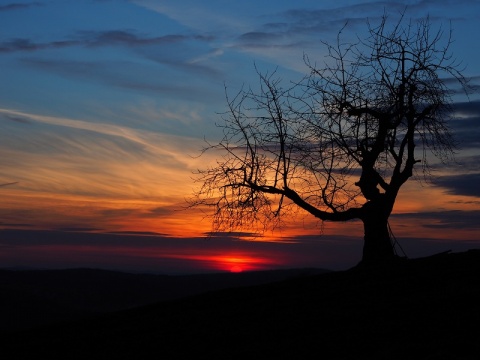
1;107;478;251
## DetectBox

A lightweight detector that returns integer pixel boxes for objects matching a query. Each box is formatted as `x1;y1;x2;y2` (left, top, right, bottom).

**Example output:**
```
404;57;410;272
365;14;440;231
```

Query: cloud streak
0;107;207;205
393;210;480;231
0;108;180;155
0;29;212;53
434;174;480;197
0;2;42;12
0;22;224;98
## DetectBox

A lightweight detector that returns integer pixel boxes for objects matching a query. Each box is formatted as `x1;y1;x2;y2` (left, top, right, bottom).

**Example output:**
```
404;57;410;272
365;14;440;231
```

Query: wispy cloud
0;30;211;53
226;1;480;71
18;57;221;101
0;2;42;12
1;24;224;100
0;108;177;153
450;101;480;148
0;28;222;82
0;108;206;202
79;31;189;47
132;0;257;33
393;209;480;230
0;38;76;53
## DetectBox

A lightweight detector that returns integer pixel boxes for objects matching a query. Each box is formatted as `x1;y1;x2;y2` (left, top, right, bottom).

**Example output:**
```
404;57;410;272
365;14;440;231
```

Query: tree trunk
361;196;395;265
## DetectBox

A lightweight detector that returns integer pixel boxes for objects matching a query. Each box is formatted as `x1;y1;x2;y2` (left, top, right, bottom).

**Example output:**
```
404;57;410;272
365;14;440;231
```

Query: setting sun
213;255;271;273
230;265;243;273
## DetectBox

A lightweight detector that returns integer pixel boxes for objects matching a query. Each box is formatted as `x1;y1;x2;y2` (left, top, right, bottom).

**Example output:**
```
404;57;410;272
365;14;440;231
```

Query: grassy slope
2;250;480;359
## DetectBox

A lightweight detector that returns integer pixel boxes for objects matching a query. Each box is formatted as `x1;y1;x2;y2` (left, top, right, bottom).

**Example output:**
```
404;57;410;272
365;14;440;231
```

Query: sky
1;0;480;274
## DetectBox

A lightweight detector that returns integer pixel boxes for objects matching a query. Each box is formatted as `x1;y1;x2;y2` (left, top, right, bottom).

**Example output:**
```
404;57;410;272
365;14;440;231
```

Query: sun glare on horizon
213;255;272;273
230;265;243;273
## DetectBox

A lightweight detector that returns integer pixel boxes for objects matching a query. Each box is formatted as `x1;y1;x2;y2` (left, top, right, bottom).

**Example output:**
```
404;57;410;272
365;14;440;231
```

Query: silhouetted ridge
1;250;479;359
0;267;328;331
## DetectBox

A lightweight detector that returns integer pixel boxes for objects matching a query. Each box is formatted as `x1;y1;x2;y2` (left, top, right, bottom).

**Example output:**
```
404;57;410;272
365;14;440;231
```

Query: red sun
230;265;243;273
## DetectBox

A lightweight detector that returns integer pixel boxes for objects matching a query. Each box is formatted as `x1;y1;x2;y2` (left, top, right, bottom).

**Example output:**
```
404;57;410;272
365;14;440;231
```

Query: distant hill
2;250;480;359
0;267;328;331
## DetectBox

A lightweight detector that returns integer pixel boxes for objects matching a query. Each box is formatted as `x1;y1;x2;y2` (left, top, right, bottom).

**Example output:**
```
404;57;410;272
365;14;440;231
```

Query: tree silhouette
192;15;469;265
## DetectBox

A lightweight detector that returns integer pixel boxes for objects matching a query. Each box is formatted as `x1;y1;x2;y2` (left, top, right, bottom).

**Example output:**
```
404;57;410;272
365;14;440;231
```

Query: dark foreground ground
1;250;480;359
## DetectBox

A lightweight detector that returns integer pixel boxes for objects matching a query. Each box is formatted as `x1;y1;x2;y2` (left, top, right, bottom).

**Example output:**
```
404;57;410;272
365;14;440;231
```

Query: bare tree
192;14;469;265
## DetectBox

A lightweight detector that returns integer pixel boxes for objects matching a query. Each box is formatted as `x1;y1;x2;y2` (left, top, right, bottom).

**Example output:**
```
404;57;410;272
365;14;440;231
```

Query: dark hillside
2;250;480;359
0;267;327;331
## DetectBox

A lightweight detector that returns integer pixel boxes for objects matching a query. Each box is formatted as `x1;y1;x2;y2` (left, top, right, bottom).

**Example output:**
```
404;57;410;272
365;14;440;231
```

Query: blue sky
1;0;480;273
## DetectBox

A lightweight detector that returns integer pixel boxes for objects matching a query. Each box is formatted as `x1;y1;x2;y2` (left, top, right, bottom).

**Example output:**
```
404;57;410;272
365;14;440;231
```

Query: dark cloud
0;38;78;53
444;155;480;173
3;230;172;249
454;122;480;148
0;222;33;227
107;231;171;236
452;100;480;118
235;1;477;52
144;207;177;217
0;182;19;187
384;235;480;259
282;3;395;30
203;231;260;238
1;113;32;124
6;28;223;97
235;2;399;49
449;101;480;148
0;229;173;247
238;31;283;43
78;31;188;47
433;173;480;197
0;2;42;12
0;30;213;53
392;210;480;230
55;227;102;232
283;0;478;24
